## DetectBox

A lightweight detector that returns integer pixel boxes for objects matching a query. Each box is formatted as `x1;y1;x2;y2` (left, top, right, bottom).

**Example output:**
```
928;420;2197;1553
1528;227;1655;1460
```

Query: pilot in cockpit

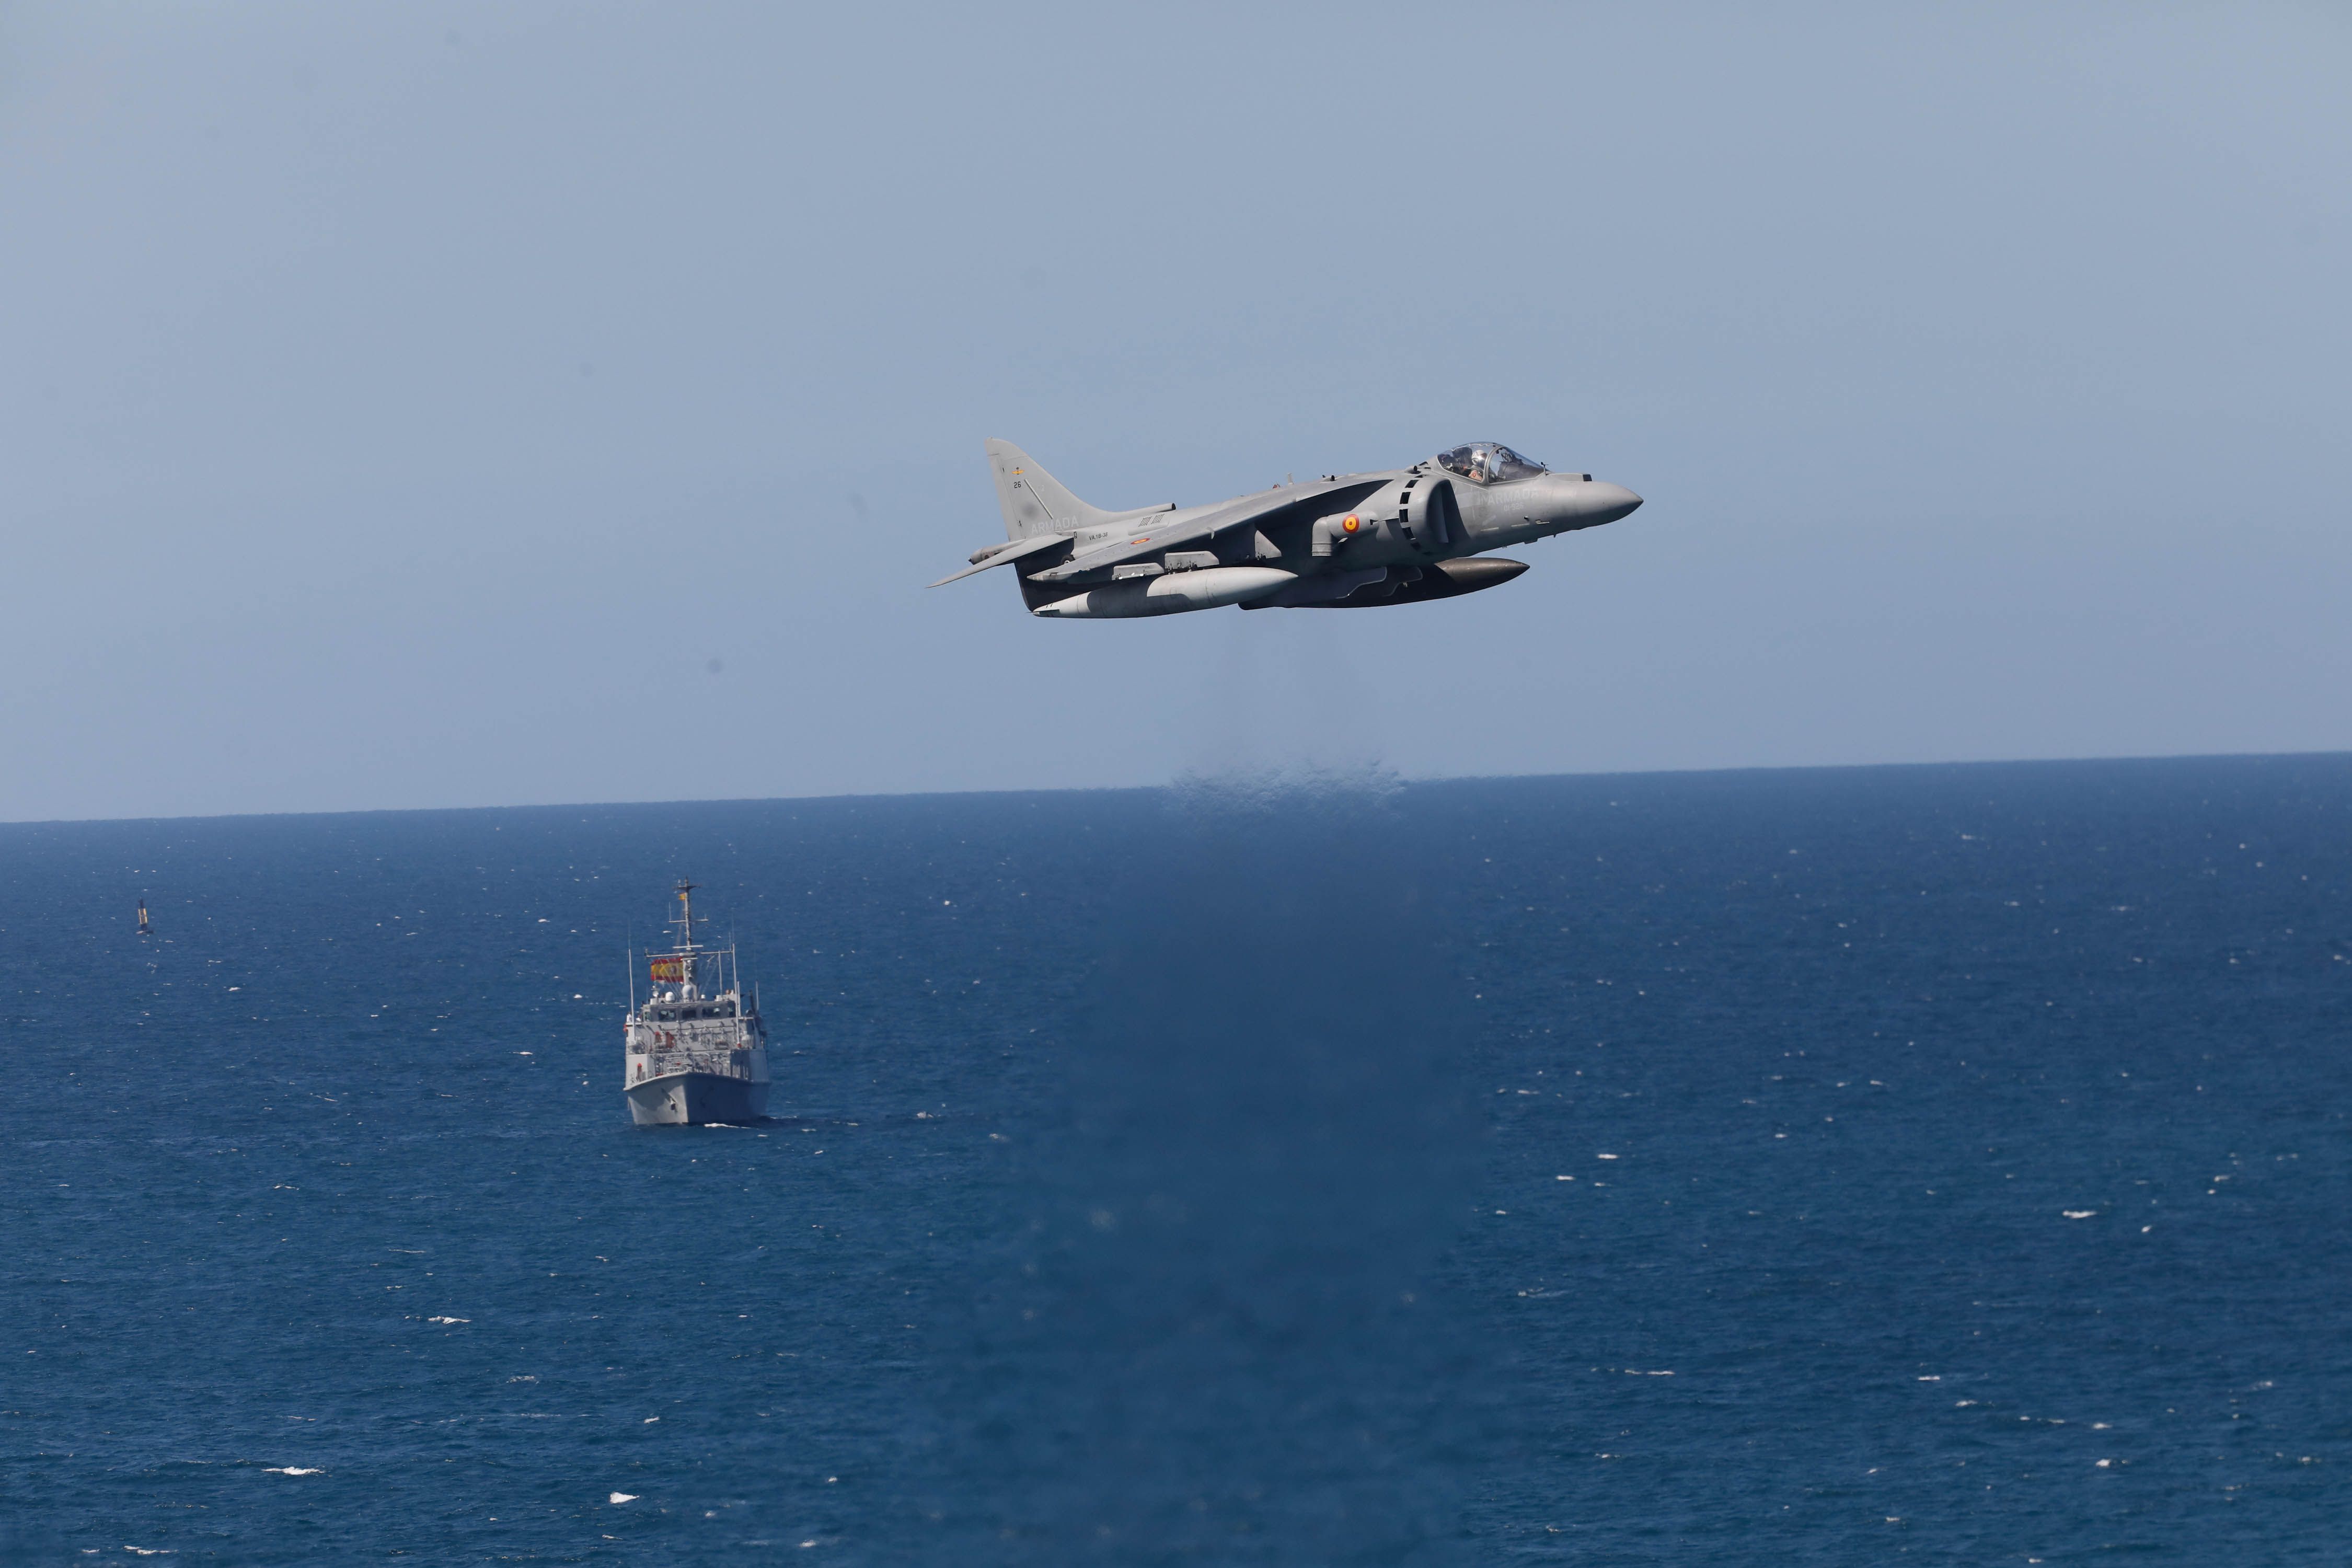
1438;442;1546;485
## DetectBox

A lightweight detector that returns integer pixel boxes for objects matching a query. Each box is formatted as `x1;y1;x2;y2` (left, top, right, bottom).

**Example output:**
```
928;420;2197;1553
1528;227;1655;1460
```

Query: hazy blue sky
4;3;2346;822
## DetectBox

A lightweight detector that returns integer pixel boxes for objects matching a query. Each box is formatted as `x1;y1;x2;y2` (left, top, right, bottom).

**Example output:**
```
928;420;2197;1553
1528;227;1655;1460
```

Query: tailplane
985;439;1119;540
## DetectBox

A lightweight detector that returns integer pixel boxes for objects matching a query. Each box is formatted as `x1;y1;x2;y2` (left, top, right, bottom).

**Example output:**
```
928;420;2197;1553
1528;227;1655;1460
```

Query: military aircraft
931;439;1641;618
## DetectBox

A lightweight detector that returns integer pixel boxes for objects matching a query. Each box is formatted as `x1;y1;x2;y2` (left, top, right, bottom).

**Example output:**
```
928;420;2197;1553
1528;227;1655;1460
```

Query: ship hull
624;1071;769;1126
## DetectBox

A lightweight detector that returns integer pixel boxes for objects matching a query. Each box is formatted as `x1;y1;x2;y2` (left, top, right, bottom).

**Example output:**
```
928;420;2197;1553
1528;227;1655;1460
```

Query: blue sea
5;756;2347;1564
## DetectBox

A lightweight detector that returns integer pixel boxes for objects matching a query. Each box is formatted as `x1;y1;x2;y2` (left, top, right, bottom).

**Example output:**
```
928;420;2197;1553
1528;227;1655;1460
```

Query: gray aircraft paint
937;441;1641;618
985;438;1173;540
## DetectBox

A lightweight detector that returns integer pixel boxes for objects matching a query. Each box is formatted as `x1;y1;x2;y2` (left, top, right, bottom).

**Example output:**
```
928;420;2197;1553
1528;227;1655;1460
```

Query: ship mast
669;879;708;997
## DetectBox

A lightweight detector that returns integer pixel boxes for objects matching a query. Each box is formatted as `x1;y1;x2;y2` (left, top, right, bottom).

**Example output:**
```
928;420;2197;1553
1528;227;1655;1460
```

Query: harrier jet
931;440;1641;618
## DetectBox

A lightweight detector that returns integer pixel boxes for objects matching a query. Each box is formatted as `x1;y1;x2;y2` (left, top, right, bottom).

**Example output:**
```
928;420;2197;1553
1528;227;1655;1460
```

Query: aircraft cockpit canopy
1438;442;1548;484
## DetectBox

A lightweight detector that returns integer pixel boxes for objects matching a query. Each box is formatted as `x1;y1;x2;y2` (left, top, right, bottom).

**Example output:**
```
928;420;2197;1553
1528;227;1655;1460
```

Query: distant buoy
136;899;152;937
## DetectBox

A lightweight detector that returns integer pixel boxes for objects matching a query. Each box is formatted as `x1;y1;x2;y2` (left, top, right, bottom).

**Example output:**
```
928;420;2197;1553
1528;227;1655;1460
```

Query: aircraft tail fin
986;439;1116;540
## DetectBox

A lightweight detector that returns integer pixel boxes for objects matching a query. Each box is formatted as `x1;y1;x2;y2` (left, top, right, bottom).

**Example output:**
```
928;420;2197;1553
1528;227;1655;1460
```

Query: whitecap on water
609;1492;639;1504
261;1467;321;1475
2062;1210;2097;1220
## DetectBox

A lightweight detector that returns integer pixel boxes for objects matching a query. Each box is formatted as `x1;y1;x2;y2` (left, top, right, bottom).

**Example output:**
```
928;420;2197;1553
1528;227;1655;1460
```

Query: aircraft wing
1024;477;1388;585
926;529;1073;587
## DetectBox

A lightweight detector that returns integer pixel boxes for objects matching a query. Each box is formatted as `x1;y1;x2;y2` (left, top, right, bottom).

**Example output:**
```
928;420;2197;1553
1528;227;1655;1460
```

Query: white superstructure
623;880;770;1126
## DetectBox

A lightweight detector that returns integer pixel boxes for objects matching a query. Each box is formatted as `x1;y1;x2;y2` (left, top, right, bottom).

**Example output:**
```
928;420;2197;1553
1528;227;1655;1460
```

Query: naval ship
624;881;770;1125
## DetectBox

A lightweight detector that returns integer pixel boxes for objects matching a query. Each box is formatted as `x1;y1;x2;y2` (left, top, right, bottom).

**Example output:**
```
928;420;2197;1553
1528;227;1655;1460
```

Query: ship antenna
671;879;712;996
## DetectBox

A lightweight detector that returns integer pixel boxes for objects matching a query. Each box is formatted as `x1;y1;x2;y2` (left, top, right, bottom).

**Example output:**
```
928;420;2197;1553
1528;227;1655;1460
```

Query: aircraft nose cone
1584;482;1642;525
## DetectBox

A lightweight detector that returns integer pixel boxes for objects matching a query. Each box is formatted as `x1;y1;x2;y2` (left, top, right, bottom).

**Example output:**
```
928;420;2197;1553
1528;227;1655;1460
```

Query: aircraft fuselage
941;440;1641;618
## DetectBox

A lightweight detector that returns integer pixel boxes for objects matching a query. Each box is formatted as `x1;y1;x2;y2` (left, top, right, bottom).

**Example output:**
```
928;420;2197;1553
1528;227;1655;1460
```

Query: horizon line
5;746;2348;832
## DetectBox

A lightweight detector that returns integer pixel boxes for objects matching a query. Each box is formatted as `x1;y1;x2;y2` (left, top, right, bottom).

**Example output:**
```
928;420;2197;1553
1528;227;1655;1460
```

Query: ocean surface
4;756;2347;1564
